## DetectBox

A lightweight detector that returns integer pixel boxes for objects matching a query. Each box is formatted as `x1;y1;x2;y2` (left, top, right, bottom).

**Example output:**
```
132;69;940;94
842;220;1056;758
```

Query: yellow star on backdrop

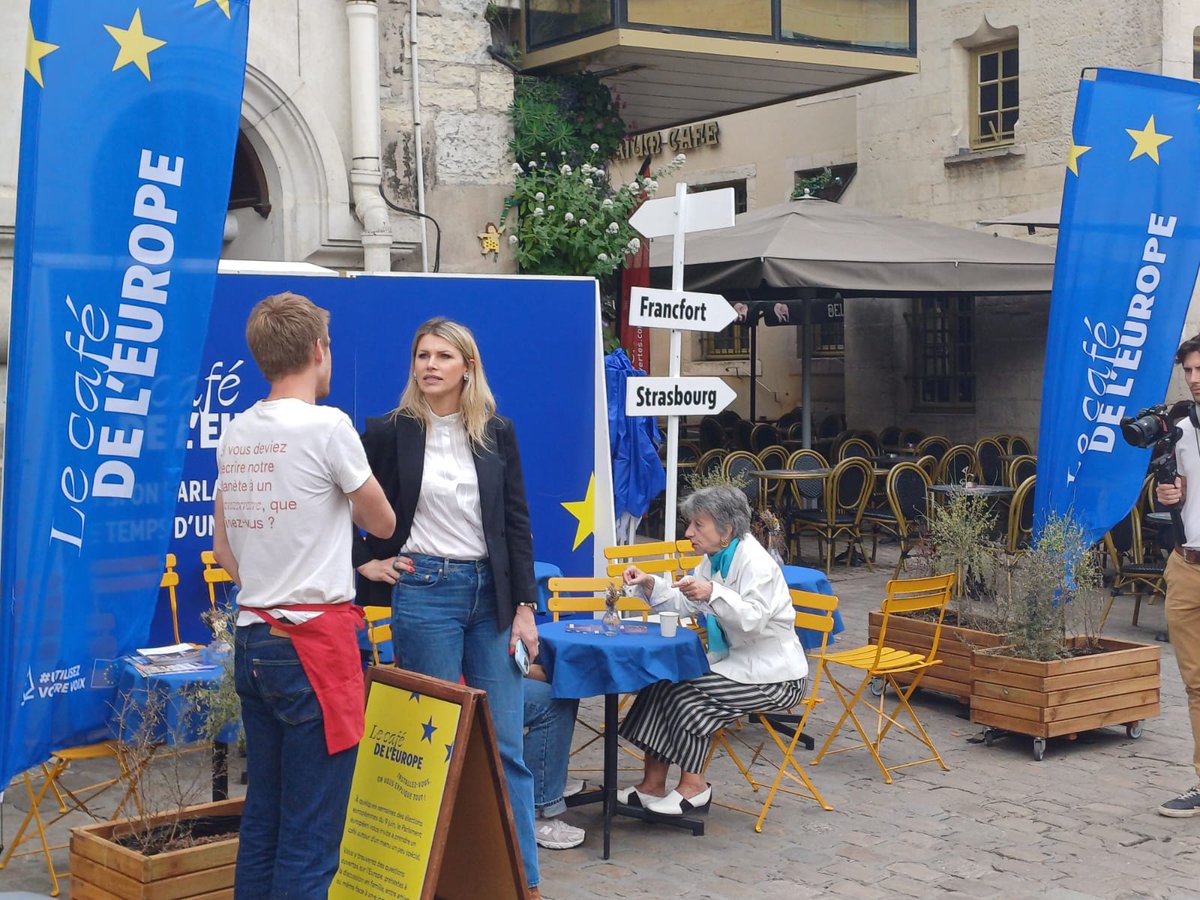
1066;143;1091;176
561;474;595;552
105;9;166;80
25;21;59;88
194;0;232;18
1126;115;1172;164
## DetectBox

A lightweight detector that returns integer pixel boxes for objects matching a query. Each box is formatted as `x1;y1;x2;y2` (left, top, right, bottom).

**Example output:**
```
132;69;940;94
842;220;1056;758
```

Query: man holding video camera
1155;332;1200;817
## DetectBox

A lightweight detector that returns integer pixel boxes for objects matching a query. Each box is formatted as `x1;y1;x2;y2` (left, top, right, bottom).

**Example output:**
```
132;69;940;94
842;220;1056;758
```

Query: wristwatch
516;600;538;613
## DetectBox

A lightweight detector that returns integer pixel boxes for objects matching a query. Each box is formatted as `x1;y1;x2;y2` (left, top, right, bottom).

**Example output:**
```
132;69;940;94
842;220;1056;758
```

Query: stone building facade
614;1;1200;445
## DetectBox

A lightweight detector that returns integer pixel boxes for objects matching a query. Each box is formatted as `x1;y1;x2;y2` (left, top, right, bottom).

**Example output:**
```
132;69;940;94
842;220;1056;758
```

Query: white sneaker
535;817;585;850
562;778;586;798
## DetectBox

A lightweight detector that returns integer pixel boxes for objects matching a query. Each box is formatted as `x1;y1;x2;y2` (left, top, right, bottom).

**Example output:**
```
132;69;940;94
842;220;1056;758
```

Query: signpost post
628;184;736;541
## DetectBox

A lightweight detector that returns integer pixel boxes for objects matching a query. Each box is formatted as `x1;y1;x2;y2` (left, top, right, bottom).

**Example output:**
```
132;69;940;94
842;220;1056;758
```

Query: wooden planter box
70;797;241;899
970;637;1161;742
867;610;1004;702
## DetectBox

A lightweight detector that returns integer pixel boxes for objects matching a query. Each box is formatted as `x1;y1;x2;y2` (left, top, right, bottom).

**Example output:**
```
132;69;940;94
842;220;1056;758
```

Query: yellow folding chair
201;549;234;610
363;605;393;666
603;540;699;580
811;573;956;783
0;741;146;896
162;553;181;644
712;590;840;831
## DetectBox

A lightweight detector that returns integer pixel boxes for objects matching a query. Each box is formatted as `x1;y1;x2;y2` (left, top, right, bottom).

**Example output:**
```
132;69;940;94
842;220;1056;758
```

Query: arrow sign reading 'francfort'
628;287;736;332
625;377;736;417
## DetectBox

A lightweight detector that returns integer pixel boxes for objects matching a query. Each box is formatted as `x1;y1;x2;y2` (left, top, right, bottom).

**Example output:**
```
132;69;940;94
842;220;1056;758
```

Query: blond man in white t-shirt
213;292;394;897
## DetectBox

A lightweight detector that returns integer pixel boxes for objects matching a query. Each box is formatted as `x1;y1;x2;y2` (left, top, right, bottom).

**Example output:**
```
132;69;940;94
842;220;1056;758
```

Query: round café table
750;468;830;510
538;620;709;858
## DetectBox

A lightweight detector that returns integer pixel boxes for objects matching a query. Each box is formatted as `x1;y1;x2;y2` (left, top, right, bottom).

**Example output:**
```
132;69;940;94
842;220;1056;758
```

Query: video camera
1120;401;1191;547
1120;404;1177;449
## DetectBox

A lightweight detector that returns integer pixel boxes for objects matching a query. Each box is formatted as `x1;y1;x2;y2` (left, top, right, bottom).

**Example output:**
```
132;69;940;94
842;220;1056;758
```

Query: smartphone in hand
514;639;531;676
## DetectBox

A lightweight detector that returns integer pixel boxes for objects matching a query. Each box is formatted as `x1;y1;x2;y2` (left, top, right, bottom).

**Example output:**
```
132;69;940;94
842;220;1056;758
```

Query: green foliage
791;166;843;200
920;485;1001;627
510;74;625;165
1004;513;1104;661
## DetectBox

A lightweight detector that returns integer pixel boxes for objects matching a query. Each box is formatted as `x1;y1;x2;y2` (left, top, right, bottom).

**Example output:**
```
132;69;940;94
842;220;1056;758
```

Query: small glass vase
602;606;621;637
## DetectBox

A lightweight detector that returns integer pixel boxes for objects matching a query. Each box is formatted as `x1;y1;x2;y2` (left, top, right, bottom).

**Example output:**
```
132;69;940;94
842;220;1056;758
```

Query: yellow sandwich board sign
330;667;526;899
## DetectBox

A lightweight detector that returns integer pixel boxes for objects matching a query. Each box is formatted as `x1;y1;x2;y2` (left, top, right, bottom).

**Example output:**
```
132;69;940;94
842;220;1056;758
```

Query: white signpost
627;287;738;332
625;376;737;417
627;184;736;541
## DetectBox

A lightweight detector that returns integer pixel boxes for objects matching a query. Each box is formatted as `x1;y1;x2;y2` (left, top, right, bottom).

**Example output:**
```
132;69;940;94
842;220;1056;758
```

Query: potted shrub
70;607;244;897
970;514;1161;760
867;486;1006;701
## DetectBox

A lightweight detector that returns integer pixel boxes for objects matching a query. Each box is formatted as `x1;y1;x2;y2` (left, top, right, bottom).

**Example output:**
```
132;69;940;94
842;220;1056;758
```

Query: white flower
508;234;518;244
564;212;575;223
581;164;593;175
602;198;614;209
607;222;619;234
511;162;523;174
529;160;538;168
585;178;594;186
540;151;547;157
629;181;639;191
533;207;544;217
649;179;659;191
535;191;545;201
590;143;600;152
578;218;587;226
627;237;641;253
674;153;686;164
642;176;653;186
598;252;609;261
547;205;555;211
561;150;567;156
560;164;572;175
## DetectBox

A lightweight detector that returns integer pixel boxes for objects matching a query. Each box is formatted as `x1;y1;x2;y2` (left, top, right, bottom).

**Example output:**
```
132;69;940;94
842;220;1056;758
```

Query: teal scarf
704;538;739;655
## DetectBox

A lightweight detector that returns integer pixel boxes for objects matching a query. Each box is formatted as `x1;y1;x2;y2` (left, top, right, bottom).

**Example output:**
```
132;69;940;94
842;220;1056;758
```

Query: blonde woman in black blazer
352;317;542;895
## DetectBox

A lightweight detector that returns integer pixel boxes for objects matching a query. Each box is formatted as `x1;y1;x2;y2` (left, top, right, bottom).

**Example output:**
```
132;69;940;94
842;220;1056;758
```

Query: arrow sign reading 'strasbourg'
628;287;736;333
626;376;737;417
629;187;736;238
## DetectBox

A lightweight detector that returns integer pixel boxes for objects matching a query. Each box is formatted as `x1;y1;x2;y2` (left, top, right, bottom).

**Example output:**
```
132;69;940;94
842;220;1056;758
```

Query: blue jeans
392;556;539;888
524;678;579;818
234;624;357;899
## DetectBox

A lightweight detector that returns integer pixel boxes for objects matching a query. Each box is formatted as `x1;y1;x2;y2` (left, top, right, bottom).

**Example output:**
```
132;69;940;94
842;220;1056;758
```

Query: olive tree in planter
867;486;1007;701
70;607;244;899
970;514;1161;761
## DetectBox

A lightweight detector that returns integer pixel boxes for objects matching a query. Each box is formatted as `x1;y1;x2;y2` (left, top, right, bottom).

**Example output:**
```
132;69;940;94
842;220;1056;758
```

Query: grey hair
680;485;751;541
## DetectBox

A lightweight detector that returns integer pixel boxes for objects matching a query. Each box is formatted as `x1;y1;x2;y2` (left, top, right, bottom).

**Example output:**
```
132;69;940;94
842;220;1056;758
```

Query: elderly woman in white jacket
617;484;808;816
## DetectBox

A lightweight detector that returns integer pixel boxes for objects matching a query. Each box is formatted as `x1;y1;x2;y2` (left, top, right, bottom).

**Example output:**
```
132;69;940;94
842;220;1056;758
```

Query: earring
464;373;471;384
720;538;730;548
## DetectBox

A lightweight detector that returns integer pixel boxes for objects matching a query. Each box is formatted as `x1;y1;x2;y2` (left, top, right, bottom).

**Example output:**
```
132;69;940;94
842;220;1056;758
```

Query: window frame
700;322;751;360
970;42;1019;150
907;295;976;412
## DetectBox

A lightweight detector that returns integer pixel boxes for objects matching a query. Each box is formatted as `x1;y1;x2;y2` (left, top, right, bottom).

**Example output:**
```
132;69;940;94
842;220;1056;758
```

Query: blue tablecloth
111;651;240;745
538;621;709;700
781;564;846;651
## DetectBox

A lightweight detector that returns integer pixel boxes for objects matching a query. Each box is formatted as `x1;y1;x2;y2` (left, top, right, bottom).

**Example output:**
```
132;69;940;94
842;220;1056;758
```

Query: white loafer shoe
616;786;658;808
644;786;712;816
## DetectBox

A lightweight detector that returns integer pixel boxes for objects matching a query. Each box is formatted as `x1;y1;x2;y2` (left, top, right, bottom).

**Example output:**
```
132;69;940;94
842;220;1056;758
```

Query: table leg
603;692;617;860
212;741;228;801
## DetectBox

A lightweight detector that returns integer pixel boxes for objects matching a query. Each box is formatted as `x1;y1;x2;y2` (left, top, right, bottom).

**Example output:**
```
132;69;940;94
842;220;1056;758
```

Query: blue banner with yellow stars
1035;68;1200;544
1;1;248;784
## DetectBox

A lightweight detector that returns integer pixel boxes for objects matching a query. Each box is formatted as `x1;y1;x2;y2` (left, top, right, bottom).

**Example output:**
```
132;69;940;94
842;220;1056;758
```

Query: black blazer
352;412;538;629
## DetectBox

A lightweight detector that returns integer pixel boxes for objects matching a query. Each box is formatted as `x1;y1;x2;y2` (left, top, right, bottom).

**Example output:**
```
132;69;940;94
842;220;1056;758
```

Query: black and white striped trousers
618;673;807;774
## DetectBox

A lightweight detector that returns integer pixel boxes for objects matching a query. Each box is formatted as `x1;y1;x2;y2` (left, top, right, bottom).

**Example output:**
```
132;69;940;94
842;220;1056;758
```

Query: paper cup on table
659;612;679;638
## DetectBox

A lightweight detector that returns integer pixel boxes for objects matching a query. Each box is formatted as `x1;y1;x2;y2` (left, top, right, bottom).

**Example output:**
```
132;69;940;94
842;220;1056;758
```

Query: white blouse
403;412;488;559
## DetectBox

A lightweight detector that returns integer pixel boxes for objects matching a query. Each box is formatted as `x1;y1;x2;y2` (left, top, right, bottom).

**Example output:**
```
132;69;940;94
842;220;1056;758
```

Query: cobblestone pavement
2;544;1199;899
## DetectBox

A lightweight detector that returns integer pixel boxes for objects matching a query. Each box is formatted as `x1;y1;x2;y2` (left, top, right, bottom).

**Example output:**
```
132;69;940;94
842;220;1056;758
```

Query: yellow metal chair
0;741;146;896
363;605;393;666
603;540;700;581
811;573;956;783
712;591;840;831
162;552;181;644
201;549;234;610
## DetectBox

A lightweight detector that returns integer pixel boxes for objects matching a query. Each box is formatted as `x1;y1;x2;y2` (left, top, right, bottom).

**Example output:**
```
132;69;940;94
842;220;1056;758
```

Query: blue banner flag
1035;68;1200;544
1;1;249;784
